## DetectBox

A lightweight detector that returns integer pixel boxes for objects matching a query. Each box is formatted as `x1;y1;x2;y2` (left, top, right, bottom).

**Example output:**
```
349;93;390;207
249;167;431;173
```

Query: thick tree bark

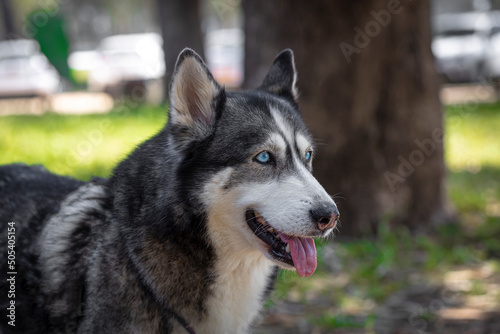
0;0;16;39
244;0;453;235
156;0;204;100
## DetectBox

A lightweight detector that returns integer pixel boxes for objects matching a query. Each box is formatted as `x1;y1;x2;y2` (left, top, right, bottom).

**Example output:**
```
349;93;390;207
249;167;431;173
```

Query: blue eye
305;151;312;162
255;151;272;164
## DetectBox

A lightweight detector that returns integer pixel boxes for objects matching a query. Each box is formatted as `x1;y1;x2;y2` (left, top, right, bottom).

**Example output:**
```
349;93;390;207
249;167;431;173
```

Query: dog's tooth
257;216;267;226
285;244;290;253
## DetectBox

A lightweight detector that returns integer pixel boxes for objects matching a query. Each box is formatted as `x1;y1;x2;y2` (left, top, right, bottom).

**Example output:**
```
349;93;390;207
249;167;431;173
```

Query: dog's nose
311;203;339;231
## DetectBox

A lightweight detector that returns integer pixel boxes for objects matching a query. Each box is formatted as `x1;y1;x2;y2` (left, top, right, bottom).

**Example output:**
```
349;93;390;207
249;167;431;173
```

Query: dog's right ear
169;48;224;140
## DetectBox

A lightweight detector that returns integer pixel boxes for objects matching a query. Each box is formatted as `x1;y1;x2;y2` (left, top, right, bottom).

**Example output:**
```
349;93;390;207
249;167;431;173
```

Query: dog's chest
198;251;274;334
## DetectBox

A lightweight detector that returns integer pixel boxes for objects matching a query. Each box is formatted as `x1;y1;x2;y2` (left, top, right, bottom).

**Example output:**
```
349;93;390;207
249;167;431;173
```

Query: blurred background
1;0;500;333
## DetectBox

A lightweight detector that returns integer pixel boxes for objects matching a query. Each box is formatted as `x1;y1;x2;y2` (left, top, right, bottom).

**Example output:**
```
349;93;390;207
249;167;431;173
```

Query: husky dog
0;49;339;333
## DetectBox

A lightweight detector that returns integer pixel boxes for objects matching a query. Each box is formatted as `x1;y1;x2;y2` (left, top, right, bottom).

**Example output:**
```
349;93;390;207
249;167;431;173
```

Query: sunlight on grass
445;103;500;215
445;102;500;171
0;106;166;180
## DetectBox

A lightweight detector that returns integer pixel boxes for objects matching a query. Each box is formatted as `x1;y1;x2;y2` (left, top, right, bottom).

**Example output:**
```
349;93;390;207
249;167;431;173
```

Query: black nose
310;203;339;231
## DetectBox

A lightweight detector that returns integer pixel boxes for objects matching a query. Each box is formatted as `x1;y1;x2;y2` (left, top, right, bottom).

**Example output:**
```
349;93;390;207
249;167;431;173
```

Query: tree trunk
243;0;453;235
0;0;16;39
156;0;204;100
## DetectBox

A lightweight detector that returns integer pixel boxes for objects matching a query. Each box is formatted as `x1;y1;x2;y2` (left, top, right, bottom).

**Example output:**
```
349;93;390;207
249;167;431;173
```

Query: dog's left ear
259;49;298;103
169;48;224;140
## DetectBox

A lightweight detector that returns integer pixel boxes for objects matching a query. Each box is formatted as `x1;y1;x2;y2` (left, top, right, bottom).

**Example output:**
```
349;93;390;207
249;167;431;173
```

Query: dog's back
0;164;84;229
0;164;84;333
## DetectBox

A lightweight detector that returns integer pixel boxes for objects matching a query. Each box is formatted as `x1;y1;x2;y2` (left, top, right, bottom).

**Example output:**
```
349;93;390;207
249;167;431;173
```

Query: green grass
1;101;499;331
0;106;166;180
445;102;500;216
446;102;500;171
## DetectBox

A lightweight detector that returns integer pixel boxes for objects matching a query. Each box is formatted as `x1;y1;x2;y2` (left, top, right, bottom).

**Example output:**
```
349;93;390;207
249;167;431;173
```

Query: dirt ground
254;256;500;334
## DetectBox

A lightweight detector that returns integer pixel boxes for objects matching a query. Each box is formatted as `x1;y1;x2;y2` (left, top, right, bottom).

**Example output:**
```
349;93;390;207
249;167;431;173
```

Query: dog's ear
259;49;298;103
169;48;224;139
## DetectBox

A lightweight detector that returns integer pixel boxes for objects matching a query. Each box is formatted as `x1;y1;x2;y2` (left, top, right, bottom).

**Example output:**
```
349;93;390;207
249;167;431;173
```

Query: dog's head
167;48;339;277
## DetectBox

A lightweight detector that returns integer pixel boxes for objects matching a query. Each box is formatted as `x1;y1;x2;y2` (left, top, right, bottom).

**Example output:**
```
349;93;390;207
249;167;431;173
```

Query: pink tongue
280;234;317;277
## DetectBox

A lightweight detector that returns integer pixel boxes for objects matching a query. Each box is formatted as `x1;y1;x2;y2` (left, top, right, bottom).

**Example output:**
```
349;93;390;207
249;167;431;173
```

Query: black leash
123;245;197;334
170;310;196;334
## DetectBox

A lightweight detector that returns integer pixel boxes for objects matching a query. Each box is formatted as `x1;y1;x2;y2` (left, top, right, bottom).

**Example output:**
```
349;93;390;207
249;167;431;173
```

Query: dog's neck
202;228;276;333
123;215;275;334
185;168;278;332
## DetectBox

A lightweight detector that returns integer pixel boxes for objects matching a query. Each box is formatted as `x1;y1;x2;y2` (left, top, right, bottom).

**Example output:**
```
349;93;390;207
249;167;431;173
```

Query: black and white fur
0;49;338;333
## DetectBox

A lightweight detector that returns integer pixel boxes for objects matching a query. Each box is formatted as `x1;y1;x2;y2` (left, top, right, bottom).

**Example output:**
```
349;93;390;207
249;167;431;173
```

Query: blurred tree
156;0;204;100
0;0;16;39
28;12;71;83
243;0;453;235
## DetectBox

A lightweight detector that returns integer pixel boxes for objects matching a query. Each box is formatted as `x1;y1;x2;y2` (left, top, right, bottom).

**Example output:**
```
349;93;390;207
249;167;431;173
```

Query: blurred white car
205;29;244;87
484;11;500;82
432;12;490;82
0;39;61;97
87;33;165;96
68;50;103;86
